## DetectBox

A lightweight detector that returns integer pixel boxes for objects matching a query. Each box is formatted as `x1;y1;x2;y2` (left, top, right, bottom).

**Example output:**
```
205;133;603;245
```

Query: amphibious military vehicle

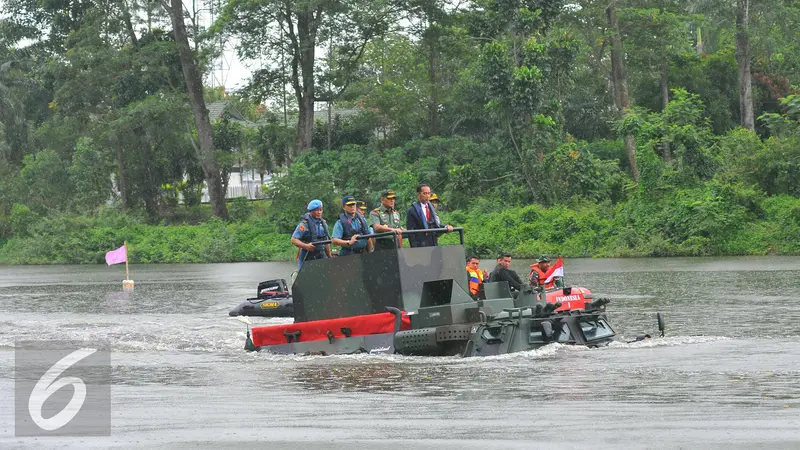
242;228;664;356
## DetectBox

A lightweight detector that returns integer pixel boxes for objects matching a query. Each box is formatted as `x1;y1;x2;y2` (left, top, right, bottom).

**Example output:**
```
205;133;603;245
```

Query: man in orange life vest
466;256;489;299
529;255;556;289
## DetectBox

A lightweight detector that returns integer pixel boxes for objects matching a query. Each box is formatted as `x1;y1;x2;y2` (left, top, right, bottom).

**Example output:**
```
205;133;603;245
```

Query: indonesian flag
544;257;564;283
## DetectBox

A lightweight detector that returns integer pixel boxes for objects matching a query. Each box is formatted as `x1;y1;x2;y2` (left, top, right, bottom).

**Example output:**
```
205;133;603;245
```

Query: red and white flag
544;257;564;283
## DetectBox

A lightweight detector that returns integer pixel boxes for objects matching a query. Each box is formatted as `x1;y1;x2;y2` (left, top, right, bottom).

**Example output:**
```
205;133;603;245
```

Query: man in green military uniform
369;189;404;251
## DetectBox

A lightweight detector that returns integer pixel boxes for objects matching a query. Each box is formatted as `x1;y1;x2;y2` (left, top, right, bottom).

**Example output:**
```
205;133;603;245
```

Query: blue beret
307;199;323;211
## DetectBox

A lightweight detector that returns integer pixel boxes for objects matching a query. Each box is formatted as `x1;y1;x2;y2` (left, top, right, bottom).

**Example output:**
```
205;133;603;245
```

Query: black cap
342;195;357;206
380;189;397;199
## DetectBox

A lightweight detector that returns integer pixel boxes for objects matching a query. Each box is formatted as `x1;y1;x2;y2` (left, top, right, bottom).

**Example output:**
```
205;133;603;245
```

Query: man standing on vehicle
332;195;373;256
406;184;453;247
290;199;331;270
369;189;404;251
430;193;441;211
357;200;368;216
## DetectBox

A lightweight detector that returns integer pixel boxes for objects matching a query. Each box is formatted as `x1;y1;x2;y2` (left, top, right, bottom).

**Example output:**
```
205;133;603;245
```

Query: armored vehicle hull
243;229;662;356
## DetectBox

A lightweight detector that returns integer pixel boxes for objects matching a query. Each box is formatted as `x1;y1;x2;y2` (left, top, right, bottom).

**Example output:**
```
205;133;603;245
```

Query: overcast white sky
186;0;254;92
208;44;253;92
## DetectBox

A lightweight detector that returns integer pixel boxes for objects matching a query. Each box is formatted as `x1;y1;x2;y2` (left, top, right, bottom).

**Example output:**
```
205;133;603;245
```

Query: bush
227;197;255;222
0;207;296;264
760;195;800;253
10;203;37;237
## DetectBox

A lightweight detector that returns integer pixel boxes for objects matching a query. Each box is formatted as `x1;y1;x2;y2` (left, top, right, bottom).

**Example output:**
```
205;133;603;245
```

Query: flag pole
122;241;134;291
124;240;129;281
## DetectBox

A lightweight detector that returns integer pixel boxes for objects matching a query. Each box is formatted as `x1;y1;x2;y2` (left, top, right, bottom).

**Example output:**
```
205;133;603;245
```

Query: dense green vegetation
1;0;800;264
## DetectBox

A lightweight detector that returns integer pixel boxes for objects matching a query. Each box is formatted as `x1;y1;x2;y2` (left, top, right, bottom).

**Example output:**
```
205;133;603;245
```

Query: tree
454;0;581;201
103;94;195;218
216;0;398;154
606;0;639;182
211;115;245;194
19;150;73;214
736;0;754;130
0;33;44;168
160;0;228;219
69;137;114;212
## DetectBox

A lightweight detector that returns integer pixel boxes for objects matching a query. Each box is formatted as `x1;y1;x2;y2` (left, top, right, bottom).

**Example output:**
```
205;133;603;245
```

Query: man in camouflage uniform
368;189;404;251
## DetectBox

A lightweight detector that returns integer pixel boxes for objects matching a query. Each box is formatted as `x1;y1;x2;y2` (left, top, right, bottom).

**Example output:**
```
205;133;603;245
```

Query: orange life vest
466;266;484;296
529;265;555;289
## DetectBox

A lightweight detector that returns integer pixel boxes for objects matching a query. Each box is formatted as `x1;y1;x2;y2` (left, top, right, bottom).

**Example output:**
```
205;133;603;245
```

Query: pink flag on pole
105;245;127;265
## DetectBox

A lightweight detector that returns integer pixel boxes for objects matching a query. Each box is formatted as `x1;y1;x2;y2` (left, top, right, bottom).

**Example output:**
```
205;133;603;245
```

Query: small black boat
229;279;293;317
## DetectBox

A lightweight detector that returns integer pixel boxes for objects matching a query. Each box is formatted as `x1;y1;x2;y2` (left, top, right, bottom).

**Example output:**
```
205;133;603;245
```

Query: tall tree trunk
736;0;755;131
660;43;671;162
660;46;669;110
118;0;138;46
163;0;228;219
327;100;332;150
507;122;538;200
427;31;441;137
696;25;703;54
327;36;333;150
295;78;315;153
142;161;158;220
606;0;639;182
114;146;130;210
286;7;318;154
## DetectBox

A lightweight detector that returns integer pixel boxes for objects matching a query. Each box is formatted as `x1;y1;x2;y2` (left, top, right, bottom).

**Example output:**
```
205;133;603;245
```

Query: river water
2;257;800;449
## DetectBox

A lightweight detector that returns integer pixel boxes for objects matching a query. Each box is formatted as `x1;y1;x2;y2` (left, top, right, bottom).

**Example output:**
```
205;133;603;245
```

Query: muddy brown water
2;257;800;449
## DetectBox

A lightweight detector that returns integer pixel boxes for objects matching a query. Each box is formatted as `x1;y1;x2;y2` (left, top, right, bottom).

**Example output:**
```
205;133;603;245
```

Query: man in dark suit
406;183;453;247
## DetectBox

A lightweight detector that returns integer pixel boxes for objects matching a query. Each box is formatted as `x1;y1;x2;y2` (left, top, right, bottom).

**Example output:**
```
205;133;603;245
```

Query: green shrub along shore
2;191;799;265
